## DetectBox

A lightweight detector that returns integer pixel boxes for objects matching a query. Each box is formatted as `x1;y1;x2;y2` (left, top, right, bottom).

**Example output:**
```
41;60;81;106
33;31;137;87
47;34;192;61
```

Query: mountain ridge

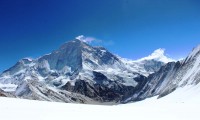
0;39;199;104
124;44;200;102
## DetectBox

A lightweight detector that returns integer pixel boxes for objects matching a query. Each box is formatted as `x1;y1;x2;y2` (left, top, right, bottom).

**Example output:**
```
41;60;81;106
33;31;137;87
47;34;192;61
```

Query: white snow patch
179;54;200;85
100;49;106;53
0;83;18;92
22;57;33;62
0;84;200;120
136;48;175;63
13;69;26;76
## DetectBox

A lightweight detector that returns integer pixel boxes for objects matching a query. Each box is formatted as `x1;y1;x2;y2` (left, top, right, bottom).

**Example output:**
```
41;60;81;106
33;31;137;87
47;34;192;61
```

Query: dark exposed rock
0;92;6;97
62;71;147;103
2;39;199;105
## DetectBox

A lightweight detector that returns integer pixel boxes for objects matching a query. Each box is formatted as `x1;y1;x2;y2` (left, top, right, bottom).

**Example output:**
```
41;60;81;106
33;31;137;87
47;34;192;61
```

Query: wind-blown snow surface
0;85;199;120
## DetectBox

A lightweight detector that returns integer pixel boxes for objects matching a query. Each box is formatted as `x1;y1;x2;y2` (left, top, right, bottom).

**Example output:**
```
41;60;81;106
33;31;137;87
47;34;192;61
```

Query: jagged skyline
0;0;200;72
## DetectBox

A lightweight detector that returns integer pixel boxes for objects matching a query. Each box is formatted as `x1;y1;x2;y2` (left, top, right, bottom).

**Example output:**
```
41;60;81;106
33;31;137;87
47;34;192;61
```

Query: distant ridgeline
0;39;199;104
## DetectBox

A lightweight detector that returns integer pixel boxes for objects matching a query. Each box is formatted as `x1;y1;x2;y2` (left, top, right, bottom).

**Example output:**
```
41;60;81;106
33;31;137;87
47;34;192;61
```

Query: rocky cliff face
62;71;147;102
0;39;154;103
0;91;6;97
124;45;200;102
120;48;174;77
1;38;196;104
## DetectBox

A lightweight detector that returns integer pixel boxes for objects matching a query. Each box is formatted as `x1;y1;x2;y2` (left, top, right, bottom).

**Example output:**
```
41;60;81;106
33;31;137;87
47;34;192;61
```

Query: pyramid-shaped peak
151;48;165;57
59;39;88;50
136;48;175;63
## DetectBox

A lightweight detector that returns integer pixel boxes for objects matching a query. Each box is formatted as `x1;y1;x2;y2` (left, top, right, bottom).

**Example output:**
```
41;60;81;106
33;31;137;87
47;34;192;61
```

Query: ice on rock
1;38;199;105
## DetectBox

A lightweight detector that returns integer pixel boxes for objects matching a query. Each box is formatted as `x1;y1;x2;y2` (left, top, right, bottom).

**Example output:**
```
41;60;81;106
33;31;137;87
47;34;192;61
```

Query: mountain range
0;39;199;104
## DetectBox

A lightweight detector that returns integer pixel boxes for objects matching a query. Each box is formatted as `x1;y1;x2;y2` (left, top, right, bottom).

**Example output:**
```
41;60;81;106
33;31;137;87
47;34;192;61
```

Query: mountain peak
150;48;165;58
59;39;86;51
136;48;175;63
75;35;85;41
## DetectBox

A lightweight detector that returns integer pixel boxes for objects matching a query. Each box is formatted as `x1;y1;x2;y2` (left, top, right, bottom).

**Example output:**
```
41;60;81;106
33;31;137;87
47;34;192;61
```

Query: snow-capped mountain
0;39;163;104
125;45;200;102
120;48;175;76
1;38;199;104
136;48;174;63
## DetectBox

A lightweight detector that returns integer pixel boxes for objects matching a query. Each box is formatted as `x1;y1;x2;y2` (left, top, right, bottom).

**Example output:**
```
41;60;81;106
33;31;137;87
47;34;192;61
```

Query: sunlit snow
136;48;175;63
0;84;199;120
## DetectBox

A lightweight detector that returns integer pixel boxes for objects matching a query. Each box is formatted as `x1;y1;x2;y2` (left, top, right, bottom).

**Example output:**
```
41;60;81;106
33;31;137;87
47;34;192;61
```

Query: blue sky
0;0;200;72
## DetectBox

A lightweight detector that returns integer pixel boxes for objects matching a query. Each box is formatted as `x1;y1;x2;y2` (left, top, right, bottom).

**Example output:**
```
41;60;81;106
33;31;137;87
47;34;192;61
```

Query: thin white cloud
75;35;99;43
75;35;113;46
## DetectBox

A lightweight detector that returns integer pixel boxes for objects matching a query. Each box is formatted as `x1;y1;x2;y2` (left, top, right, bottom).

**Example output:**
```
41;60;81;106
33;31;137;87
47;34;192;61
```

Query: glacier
0;38;200;105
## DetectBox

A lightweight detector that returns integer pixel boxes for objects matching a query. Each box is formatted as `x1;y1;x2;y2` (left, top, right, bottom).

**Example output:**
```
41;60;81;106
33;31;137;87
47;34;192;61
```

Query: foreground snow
0;85;199;120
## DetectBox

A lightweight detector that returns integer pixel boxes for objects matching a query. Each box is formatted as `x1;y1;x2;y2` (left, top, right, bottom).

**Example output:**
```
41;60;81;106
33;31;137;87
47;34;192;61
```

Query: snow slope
0;39;171;103
123;44;200;102
120;48;175;76
0;84;199;120
136;48;175;63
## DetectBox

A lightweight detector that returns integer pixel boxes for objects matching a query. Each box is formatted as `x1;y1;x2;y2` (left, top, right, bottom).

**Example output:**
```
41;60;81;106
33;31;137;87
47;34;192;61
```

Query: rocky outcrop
124;45;200;103
0;91;6;97
1;39;198;104
62;71;147;103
